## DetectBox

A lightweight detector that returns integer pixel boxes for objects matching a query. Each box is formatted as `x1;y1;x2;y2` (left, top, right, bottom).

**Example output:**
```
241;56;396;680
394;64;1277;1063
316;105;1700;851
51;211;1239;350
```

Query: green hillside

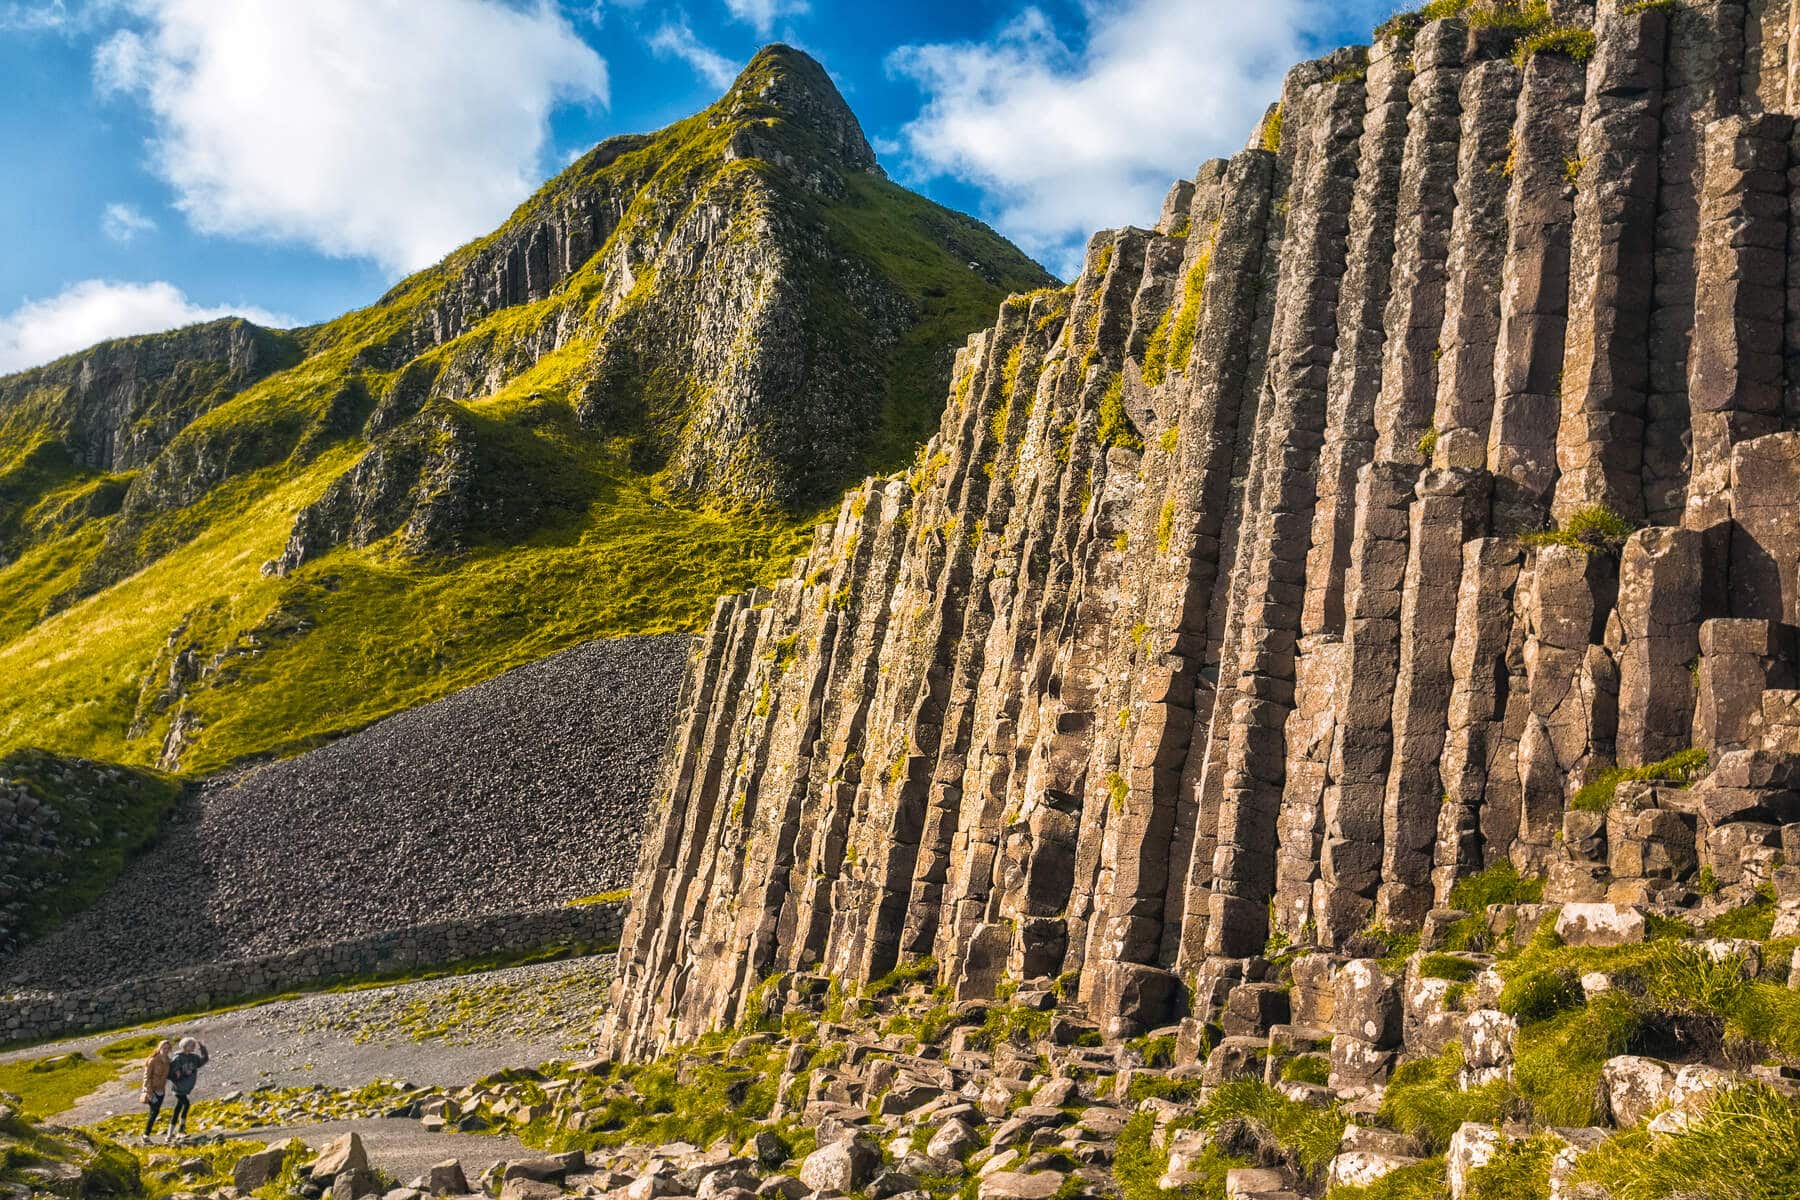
0;45;1054;774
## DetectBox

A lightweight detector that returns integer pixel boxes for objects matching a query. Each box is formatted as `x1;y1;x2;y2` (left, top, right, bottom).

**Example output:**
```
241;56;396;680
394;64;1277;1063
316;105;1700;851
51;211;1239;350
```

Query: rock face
608;6;1800;1055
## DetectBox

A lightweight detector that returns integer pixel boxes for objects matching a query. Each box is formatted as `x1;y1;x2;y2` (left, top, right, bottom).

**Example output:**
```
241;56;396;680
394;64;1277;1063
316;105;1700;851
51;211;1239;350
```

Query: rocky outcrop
0;318;298;476
610;2;1800;1057
267;44;1052;574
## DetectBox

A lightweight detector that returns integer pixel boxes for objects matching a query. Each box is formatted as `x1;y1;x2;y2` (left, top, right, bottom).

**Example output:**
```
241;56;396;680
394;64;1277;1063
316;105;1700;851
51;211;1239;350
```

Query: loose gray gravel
1;636;687;992
10;955;617;1128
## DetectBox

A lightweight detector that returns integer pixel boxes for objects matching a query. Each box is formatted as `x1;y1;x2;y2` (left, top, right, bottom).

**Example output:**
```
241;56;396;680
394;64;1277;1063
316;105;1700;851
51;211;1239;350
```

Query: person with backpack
139;1040;174;1140
164;1037;209;1142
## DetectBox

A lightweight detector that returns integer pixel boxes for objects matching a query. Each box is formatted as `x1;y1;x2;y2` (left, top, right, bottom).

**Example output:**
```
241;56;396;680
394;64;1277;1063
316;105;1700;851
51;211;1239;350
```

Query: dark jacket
168;1048;208;1096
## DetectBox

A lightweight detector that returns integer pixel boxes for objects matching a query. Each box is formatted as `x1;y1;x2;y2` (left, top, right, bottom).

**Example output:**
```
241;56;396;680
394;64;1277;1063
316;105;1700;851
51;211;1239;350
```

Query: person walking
164;1036;209;1142
139;1040;174;1140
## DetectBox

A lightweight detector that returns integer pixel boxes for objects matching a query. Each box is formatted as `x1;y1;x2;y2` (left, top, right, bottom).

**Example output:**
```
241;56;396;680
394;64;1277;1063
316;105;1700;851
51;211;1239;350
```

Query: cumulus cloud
93;0;609;274
100;202;157;243
723;0;806;37
0;279;289;374
889;0;1362;275
649;15;737;89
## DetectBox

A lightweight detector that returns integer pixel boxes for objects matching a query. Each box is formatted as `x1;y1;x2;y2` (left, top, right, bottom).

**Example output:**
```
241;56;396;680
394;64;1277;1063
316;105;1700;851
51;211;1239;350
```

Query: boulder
926;1120;981;1161
624;1171;686;1200
498;1180;561;1200
1096;962;1181;1038
1445;1123;1503;1199
504;1159;571;1185
976;1172;1065;1200
1670;1063;1735;1114
1601;1055;1675;1127
312;1135;370;1182
425;1161;470;1197
1222;1166;1291;1198
798;1136;882;1194
1339;1125;1423;1158
1221;984;1291;1038
1458;1009;1518;1089
697;1170;762;1200
1326;1151;1420;1190
333;1168;384;1200
1554;903;1646;947
755;1177;808;1200
867;1170;919;1200
235;1140;302;1192
1328;1036;1395;1097
1333;960;1402;1047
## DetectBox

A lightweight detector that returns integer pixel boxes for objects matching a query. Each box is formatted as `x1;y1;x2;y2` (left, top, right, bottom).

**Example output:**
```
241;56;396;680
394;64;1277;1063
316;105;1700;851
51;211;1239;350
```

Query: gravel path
2;636;687;992
6;955;616;1129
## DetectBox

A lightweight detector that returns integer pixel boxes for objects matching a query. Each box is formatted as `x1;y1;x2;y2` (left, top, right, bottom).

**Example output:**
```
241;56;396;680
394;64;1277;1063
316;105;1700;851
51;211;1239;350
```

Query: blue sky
0;0;1392;373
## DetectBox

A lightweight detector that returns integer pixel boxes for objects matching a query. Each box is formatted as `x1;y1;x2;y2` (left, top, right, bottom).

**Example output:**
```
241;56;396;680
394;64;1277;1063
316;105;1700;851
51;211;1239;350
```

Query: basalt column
1551;1;1667;523
1201;60;1365;959
1488;53;1585;531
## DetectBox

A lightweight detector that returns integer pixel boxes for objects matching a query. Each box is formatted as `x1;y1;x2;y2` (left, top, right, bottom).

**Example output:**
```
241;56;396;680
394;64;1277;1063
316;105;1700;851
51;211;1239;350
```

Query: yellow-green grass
0;1051;125;1119
0;437;811;773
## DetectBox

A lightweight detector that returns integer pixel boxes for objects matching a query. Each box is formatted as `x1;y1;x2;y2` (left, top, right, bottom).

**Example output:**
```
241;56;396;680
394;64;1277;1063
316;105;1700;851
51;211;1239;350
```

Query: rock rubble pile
2;636;684;993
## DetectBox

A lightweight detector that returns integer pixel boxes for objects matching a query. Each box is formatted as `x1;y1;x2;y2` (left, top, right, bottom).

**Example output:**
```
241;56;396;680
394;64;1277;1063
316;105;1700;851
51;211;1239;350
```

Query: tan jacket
142;1052;170;1097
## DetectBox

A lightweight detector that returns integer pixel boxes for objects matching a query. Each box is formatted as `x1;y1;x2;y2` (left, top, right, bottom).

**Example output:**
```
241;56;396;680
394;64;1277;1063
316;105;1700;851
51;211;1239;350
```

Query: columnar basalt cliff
610;0;1800;1058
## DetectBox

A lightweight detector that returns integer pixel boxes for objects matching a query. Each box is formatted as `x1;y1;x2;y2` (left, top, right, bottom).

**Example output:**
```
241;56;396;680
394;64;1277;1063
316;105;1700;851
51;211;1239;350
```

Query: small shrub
1143;253;1211;386
1705;884;1775;940
1464;1133;1556;1200
1518;504;1636;555
1449;861;1545;911
1416;426;1439;458
1419;953;1482;983
1107;771;1129;812
1280;1053;1330;1086
1570;747;1708;813
1096;375;1143;450
1262;104;1284;153
1125;1033;1177;1067
1498;966;1581;1022
1513;25;1597;66
1379;1044;1520;1152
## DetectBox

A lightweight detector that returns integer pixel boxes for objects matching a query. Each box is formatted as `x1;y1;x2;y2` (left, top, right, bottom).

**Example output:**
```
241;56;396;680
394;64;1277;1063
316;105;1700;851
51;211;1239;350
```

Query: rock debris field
0;635;688;993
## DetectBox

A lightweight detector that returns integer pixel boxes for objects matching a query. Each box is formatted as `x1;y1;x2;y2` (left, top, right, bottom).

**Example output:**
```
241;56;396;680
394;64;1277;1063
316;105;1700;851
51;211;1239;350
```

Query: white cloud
93;0;609;274
723;0;806;37
0;1;71;32
889;0;1358;275
100;202;158;243
648;15;736;89
0;280;289;374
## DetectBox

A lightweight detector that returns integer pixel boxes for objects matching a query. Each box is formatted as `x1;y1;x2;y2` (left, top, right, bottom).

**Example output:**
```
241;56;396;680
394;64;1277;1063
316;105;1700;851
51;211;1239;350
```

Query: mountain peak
719;43;878;174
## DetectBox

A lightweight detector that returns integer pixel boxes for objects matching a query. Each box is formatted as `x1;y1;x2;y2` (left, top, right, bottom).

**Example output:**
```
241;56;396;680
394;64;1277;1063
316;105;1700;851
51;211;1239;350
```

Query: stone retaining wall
0;900;624;1047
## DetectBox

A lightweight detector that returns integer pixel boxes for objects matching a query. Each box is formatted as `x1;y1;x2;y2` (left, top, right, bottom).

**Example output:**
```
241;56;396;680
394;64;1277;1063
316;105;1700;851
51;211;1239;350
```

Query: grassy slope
0;55;1048;776
1;750;182;945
